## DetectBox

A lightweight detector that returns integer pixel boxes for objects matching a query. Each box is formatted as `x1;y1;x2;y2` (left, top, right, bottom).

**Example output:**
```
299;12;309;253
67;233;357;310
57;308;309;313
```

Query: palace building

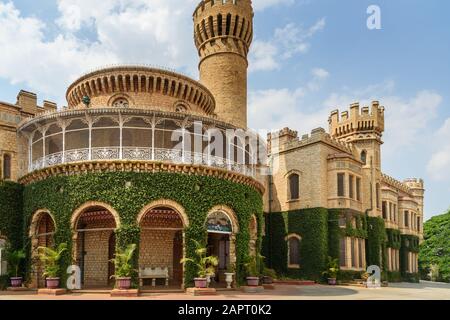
0;0;423;289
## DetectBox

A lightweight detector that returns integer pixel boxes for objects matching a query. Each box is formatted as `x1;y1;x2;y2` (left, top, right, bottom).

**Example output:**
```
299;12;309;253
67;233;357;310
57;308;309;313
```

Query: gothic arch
71;201;121;231
136;199;189;228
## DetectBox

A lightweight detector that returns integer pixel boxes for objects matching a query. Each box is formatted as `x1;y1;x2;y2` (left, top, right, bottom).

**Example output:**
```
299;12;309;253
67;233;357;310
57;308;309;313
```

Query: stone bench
139;267;169;287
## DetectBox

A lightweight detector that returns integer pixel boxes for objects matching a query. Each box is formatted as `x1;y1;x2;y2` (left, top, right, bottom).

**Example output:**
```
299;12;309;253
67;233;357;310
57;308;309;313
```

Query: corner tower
193;0;253;128
329;101;385;216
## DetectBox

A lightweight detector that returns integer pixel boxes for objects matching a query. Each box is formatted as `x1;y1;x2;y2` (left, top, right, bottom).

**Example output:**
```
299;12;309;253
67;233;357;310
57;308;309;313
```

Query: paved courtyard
0;281;449;300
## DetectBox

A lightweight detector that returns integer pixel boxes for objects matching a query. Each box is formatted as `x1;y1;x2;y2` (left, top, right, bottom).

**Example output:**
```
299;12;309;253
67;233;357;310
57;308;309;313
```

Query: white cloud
253;0;295;11
249;18;326;72
249;78;443;160
427;118;450;181
0;0;199;106
248;68;330;131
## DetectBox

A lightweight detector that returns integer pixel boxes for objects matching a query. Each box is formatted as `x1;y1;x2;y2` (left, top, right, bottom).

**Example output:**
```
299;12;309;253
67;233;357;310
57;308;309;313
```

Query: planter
246;276;259;287
194;278;208;288
327;278;337;285
46;277;60;289
262;276;273;285
224;273;234;289
116;277;132;290
10;277;23;288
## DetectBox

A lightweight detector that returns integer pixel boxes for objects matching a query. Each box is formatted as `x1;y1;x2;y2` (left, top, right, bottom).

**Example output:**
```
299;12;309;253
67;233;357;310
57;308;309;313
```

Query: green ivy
366;216;386;269
0;181;23;250
386;228;401;249
20;172;263;288
262;208;328;281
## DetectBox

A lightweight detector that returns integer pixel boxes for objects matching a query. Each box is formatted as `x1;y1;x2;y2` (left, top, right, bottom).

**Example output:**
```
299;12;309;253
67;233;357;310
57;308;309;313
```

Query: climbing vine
21;172;263;287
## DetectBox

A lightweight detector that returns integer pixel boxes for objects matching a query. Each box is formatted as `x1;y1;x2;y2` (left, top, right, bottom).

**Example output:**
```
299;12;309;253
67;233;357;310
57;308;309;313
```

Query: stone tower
329;101;385;216
193;0;253;129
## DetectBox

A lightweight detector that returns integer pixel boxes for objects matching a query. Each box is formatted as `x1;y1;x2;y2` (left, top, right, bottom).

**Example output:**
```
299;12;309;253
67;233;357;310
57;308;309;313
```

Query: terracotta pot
116;277;132;290
46;277;60;289
328;278;337;285
194;278;207;288
246;276;259;287
10;277;23;288
262;276;273;284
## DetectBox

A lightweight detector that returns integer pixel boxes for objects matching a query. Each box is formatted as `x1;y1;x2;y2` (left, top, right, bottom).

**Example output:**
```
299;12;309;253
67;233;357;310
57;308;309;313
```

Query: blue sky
0;0;449;219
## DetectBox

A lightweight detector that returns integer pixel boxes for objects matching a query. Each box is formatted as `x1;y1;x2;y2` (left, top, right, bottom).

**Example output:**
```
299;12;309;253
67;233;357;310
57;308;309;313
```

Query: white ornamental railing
30;147;256;177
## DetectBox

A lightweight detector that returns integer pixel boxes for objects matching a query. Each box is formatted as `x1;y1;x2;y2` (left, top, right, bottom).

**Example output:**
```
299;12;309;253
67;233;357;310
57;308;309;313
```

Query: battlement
194;0;252;17
403;178;424;190
329;101;385;139
15;90;57;116
193;0;253;61
268;127;355;156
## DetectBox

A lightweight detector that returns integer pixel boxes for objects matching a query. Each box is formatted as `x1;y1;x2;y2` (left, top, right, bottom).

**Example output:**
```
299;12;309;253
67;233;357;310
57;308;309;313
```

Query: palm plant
322;256;339;279
37;243;67;278
181;239;218;278
110;244;136;278
7;249;26;278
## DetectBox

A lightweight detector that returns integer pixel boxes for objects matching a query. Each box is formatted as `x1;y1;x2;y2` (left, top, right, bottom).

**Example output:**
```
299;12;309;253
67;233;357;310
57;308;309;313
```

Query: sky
0;0;449;220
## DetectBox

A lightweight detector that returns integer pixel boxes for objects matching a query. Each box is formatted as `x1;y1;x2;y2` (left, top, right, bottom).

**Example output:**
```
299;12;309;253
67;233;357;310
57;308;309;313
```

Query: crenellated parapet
382;173;413;194
268;127;356;156
329;101;385;140
193;0;253;61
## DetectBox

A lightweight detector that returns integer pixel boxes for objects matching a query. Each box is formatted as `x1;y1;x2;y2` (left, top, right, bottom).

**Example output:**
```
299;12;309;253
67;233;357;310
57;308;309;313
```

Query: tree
419;210;450;282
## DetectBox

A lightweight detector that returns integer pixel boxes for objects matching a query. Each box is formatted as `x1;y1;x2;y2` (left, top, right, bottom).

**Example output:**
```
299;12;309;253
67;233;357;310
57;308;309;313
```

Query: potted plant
181;239;218;289
110;244;136;290
322;256;339;285
245;255;260;286
37;243;67;289
224;263;235;289
8;249;26;288
262;268;277;285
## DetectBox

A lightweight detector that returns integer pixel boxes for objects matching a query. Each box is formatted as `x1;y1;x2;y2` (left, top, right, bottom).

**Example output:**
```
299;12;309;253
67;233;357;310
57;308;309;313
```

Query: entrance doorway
73;205;117;289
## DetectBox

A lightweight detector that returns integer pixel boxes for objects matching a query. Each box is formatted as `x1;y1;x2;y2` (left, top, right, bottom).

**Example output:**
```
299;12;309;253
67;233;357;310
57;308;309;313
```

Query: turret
193;0;253;128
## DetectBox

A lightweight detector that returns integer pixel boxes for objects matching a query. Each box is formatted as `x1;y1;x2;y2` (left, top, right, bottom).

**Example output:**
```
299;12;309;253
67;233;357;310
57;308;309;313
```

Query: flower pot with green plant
37;243;67;289
322;256;339;285
181;240;218;289
8;249;26;288
245;255;260;286
110;244;136;290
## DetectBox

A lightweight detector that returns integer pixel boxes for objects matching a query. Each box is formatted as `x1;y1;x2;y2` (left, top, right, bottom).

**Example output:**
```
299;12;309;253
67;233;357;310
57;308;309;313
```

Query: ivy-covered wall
21;172;263;287
262;208;329;281
366;216;386;270
0;181;23;250
400;234;420;282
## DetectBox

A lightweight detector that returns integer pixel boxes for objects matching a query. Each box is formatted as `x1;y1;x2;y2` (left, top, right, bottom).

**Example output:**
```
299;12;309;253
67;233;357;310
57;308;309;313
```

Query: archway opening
74;205;117;289
138;206;185;289
30;211;55;288
206;211;233;287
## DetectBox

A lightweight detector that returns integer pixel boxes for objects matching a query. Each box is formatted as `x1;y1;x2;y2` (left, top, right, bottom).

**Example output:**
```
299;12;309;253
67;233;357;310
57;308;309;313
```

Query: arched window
288;173;299;200
3;154;11;180
286;234;301;268
112;98;129;108
361;150;367;165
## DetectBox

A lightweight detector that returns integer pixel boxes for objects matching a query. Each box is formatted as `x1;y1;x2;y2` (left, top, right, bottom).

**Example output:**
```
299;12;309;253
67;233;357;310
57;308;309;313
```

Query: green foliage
263;208;328;281
327;209;341;260
419;210;450;283
244;254;260;277
37;243;67;278
0;275;8;290
110;244;137;278
0;182;23;250
181;239;218;278
22;172;263;287
366;216;386;269
322;256;339;279
7;248;26;277
386;228;401;249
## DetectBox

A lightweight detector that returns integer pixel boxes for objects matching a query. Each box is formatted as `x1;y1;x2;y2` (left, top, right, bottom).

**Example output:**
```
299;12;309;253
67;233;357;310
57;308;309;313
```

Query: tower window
3;154;11;180
361;150;367;165
349;175;354;199
356;177;361;201
382;201;387;219
404;211;409;227
288;173;299;200
337;173;345;197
